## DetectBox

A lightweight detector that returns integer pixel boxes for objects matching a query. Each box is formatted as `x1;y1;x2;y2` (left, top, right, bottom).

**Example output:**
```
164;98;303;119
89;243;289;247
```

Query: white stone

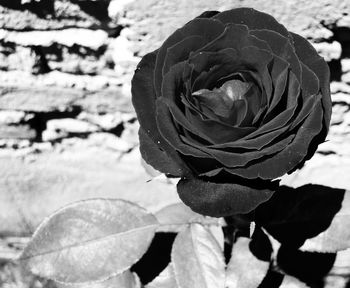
281;153;350;190
120;120;139;146
337;15;350;27
330;104;348;125
42;128;68;142
0;111;32;124
331;82;350;94
108;0;135;21
88;133;132;152
342;72;350;84
77;112;123;130
313;41;342;61
0;70;123;91
342;59;350;73
0;29;108;50
42;119;100;141
111;34;138;63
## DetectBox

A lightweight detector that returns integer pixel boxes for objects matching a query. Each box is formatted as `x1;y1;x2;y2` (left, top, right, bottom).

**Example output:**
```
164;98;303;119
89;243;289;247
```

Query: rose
132;8;331;217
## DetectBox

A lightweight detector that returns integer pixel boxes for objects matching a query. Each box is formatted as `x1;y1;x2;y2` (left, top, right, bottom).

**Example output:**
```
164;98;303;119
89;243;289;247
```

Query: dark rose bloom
132;8;331;217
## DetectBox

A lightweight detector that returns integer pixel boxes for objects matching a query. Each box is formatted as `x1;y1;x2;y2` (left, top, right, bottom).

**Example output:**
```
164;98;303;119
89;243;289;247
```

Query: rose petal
291;32;331;130
253;71;301;136
139;128;187;176
181;93;222;123
165;97;219;144
154;18;225;97
162;35;207;76
214;8;292;42
192;79;252;120
207;125;290;151
161;61;256;144
163;92;255;145
239;85;262;126
132;51;159;139
250;29;302;81
224;98;323;179
262;56;291;121
190;48;238;75
156;97;210;158
183;108;255;144
182;128;294;168
190;46;273;102
131;51;190;176
191;49;240;91
196;10;220;18
196;23;271;54
300;62;320;97
177;178;275;217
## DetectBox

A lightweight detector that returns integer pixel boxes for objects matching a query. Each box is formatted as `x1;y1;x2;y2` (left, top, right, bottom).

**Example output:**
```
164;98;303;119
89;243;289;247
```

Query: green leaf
300;190;350;252
155;202;223;232
146;264;178;288
20;199;158;284
171;223;225;288
56;271;141;288
225;238;269;288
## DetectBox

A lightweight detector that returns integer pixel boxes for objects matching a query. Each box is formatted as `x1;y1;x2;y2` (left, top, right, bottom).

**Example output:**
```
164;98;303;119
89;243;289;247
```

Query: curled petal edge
177;177;275;217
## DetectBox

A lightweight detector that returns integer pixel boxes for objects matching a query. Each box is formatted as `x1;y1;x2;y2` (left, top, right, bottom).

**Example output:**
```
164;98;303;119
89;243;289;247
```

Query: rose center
192;79;252;119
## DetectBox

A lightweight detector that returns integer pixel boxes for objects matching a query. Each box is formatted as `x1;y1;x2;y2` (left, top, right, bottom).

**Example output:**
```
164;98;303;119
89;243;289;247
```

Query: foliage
19;184;350;287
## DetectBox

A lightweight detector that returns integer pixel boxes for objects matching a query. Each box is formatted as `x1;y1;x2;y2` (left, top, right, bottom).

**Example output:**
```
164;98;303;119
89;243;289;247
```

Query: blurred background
0;0;349;287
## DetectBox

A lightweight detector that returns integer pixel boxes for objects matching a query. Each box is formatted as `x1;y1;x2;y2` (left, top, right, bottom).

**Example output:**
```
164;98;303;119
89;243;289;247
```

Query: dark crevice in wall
328;59;342;81
0;40;112;75
26;105;83;142
1;0;55;18
0;41;16;56
0;0;122;33
106;122;124;137
31;46;51;74
24;108;129;143
107;25;125;38
70;0;111;23
332;27;350;58
1;41;109;59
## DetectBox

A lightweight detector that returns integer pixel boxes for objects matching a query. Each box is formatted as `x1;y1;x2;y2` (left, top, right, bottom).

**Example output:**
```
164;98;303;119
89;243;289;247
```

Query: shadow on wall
327;25;350;81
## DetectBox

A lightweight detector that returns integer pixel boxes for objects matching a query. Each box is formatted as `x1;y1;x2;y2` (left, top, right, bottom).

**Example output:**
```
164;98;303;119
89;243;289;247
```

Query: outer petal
196;24;271;56
139;128;187;176
213;8;292;42
154;18;225;97
162;35;207;76
224;97;324;179
156;97;211;158
291;32;331;131
177;178;275;217
250;29;302;81
131;51;190;176
196;10;220;18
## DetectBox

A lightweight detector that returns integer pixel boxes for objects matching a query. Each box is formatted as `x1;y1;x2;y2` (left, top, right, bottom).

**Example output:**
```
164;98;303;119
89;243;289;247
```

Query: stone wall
0;0;350;236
